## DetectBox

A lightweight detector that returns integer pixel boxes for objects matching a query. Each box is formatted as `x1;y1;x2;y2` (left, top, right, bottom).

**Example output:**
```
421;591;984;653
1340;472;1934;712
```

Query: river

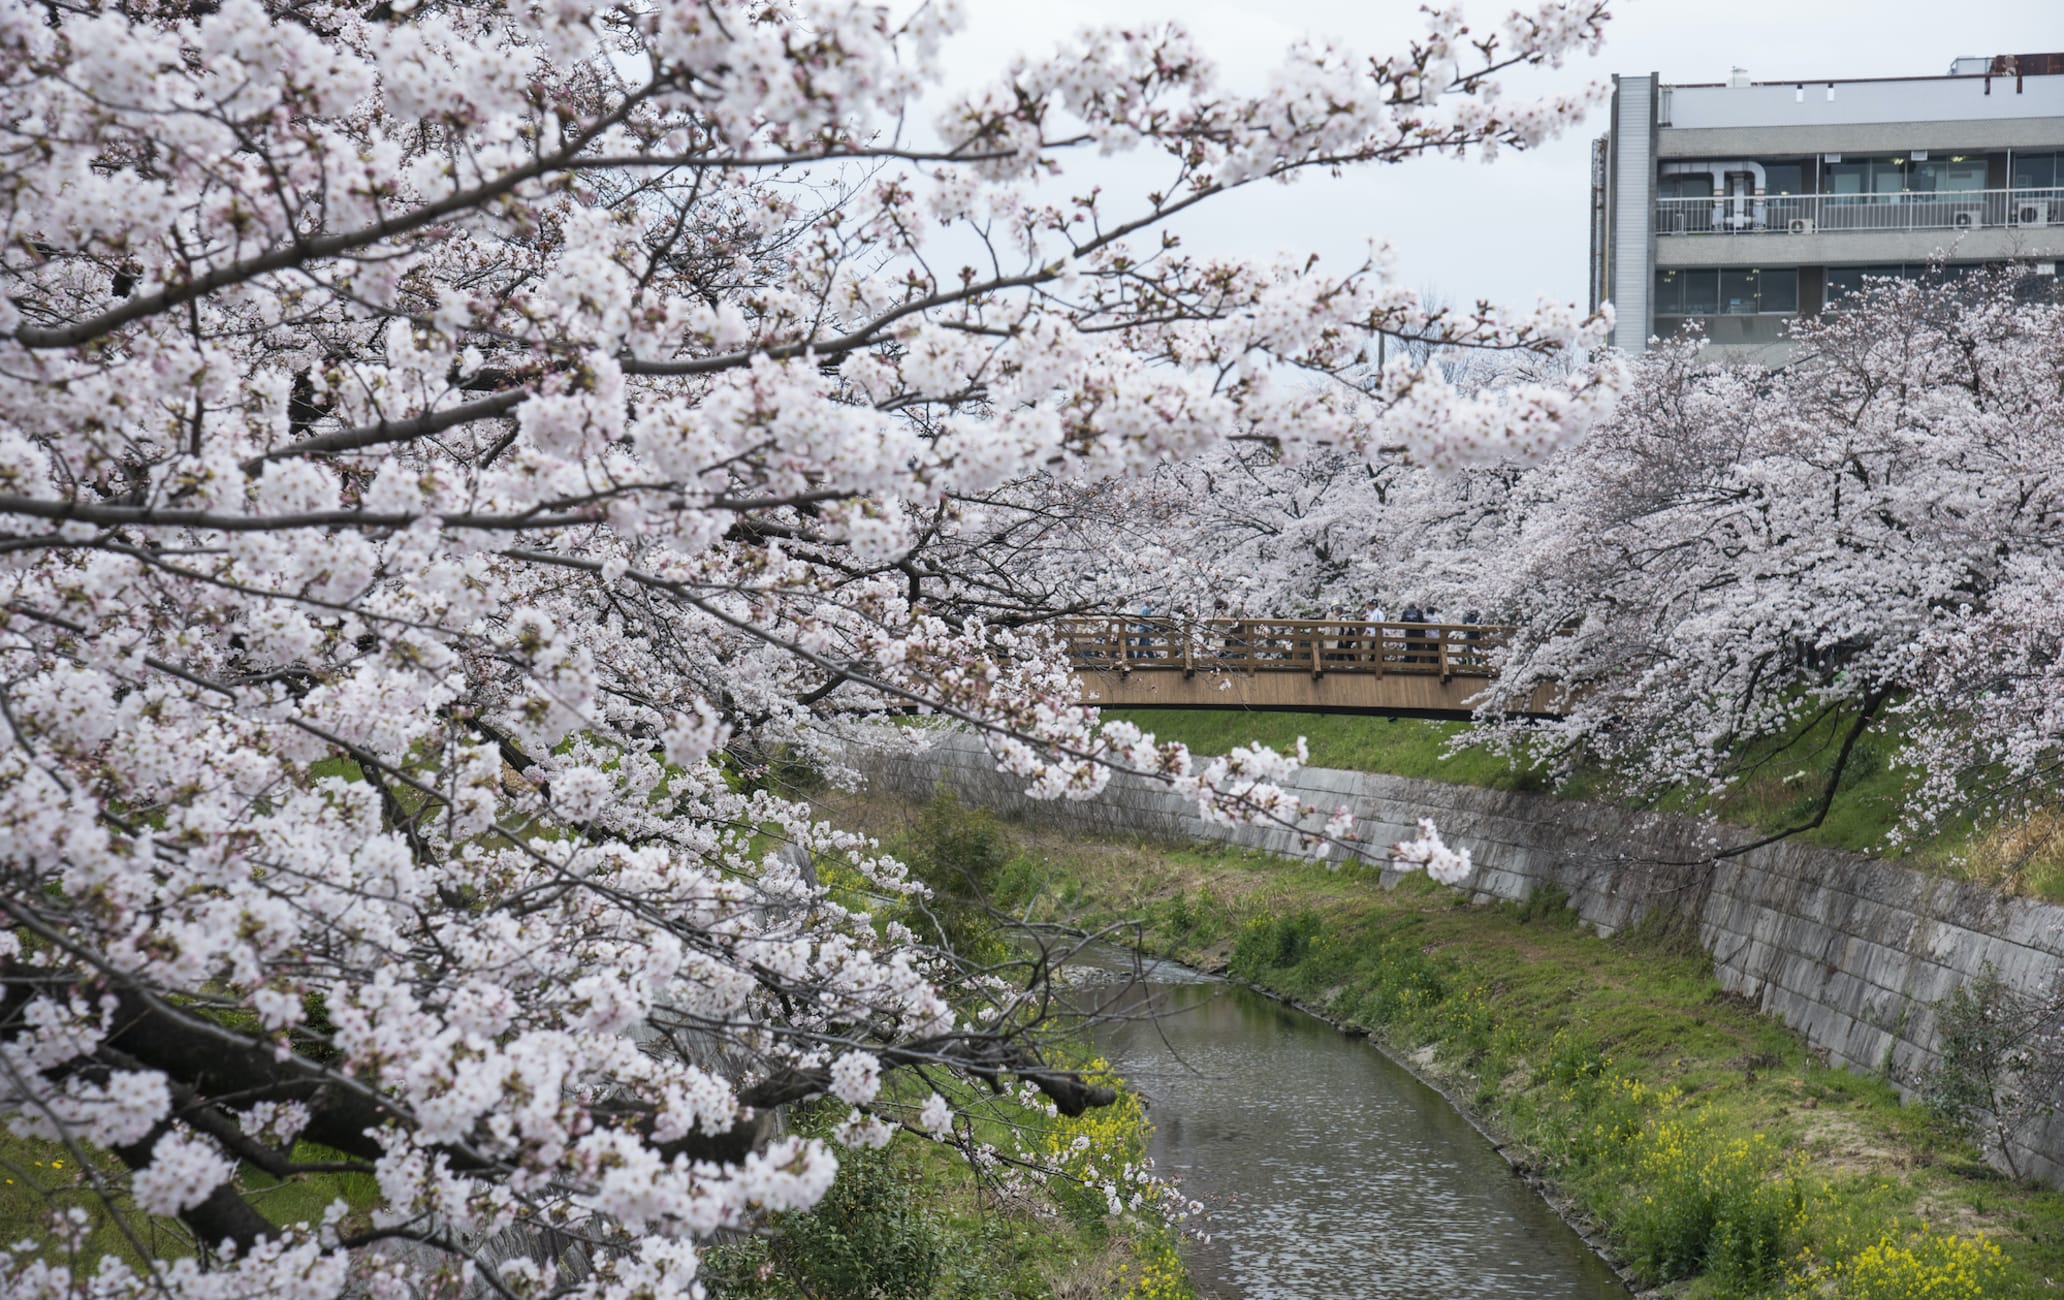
1068;947;1628;1300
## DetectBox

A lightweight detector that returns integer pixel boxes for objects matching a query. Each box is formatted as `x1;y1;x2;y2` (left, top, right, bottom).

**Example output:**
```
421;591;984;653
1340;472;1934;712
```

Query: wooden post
1310;623;1323;678
1439;630;1451;682
1182;619;1195;677
1116;618;1128;672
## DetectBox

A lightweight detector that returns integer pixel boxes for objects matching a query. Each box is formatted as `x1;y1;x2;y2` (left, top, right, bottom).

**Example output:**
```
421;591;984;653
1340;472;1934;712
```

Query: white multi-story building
1590;55;2064;359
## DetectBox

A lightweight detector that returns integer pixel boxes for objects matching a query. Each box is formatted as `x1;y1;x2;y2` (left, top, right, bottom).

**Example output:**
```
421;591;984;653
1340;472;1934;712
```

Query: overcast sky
937;0;2057;310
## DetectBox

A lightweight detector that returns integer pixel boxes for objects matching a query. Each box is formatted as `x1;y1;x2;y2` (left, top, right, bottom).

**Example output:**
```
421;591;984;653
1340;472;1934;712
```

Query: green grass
1107;709;2064;903
1102;707;1913;847
1643;707;1933;859
827;791;2064;1299
0;1128;380;1274
703;1094;1188;1300
1105;710;1548;791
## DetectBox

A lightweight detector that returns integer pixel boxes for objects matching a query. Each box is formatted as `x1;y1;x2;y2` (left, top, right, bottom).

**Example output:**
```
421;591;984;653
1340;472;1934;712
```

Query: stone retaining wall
859;731;2064;1184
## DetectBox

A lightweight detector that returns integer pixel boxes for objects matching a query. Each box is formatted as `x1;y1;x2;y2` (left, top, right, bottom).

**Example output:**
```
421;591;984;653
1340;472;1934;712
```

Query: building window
1824;262;2014;308
2012;270;2063;305
1825;155;1907;199
1827;264;1925;305
1761;162;1807;196
1663;160;1813;195
1659;173;1714;200
1825;154;1992;198
1909;157;1986;193
1757;269;1799;313
1720;269;1759;313
1656;267;1798;316
1656;268;1715;315
2013;153;2060;191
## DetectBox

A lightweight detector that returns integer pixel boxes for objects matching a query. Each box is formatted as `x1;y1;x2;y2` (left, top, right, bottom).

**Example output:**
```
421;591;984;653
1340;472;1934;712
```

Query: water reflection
1067;948;1626;1300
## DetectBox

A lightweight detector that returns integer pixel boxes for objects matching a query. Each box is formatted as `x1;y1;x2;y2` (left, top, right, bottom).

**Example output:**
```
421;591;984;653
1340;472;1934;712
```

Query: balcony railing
1655;187;2064;236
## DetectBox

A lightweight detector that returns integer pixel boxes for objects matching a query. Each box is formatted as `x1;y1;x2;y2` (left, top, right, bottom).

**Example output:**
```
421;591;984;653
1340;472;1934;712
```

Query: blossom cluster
1389;818;1477;886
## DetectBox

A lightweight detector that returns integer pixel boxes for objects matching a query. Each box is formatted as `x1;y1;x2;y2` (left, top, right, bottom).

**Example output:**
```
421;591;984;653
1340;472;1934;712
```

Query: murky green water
1070;949;1627;1300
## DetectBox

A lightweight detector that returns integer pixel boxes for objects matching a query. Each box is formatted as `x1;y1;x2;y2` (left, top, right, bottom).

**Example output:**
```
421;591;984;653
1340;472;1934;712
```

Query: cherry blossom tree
1116;268;2064;861
0;0;1618;1293
1117;442;1528;616
1470;270;2064;843
1068;350;1562;621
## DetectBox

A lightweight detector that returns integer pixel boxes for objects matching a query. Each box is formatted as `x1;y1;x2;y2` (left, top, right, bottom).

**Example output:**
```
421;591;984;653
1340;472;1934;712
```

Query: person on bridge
1323;603;1346;664
1458;609;1485;670
1401;604;1426;664
1368;601;1396;666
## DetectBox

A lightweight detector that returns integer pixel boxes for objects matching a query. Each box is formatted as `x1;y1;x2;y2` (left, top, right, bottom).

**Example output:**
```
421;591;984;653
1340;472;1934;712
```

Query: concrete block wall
858;731;2064;1184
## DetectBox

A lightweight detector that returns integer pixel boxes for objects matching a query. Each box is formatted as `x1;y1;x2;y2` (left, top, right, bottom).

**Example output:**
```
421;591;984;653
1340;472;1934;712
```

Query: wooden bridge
1055;616;1564;719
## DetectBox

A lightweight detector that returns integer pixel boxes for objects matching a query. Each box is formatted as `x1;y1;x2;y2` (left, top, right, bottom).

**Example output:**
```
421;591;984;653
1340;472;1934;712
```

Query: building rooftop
1654;58;2064;133
1660;53;2064;89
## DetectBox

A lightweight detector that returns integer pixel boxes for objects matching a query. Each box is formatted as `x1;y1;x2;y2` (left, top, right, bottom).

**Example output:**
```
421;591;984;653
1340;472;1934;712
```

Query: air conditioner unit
2016;201;2051;227
1952;209;1982;229
1787;217;1816;234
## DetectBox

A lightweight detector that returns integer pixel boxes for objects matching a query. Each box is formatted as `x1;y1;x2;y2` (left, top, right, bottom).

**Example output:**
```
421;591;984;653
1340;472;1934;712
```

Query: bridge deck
1057;616;1562;719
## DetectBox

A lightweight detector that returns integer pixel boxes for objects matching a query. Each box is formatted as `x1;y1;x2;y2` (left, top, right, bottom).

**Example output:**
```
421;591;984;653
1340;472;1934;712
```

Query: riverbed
1068;948;1627;1300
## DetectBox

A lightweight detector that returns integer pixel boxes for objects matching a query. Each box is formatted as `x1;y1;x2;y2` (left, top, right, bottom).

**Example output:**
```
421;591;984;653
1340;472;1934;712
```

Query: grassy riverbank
703;1092;1189;1300
1105;709;2064;903
706;794;1196;1300
828;789;2064;1299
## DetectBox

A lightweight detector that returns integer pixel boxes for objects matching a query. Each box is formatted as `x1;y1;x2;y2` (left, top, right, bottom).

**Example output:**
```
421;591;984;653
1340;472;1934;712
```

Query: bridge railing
1056;616;1508;680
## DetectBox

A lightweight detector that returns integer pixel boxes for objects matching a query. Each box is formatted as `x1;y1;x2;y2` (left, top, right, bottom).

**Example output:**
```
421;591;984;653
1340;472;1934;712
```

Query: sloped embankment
824;787;2064;1299
857;730;2064;1186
